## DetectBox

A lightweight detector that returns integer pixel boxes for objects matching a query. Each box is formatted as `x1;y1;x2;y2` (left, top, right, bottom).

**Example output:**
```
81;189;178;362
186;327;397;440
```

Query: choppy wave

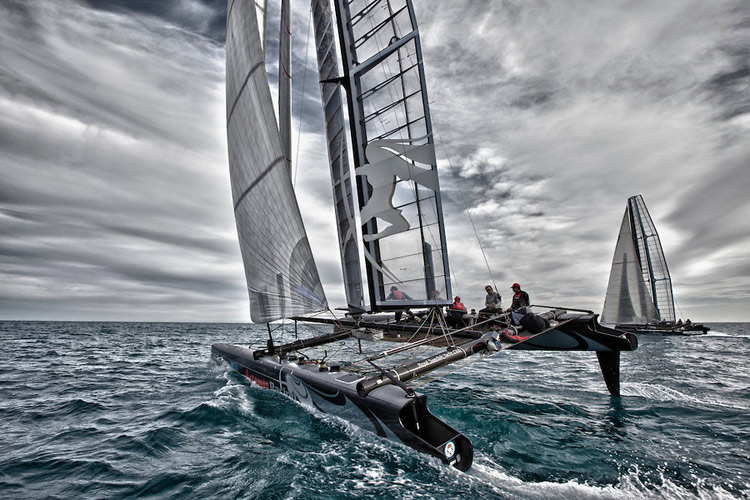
623;383;750;412
0;321;748;499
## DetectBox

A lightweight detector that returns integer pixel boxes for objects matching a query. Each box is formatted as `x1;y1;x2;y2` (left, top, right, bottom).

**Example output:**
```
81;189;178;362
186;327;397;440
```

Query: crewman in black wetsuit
507;283;530;325
509;283;530;310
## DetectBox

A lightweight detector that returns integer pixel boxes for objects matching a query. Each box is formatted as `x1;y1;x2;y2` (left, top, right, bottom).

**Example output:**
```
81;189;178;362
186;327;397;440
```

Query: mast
311;0;366;312
278;0;292;175
332;0;453;312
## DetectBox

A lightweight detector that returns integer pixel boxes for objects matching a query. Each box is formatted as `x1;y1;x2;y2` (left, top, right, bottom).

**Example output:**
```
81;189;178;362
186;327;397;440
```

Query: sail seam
227;61;265;125
233;156;287;210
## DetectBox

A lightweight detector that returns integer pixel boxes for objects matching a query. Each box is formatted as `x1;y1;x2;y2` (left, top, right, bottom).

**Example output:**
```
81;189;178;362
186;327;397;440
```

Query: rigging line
293;3;313;187
432;119;498;292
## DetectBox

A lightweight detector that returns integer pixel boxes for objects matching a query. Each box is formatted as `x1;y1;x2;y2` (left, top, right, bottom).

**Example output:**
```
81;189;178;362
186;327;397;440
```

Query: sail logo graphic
357;138;438;242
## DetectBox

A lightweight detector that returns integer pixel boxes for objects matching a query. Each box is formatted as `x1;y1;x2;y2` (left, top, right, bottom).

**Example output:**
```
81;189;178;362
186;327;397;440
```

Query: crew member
446;296;467;328
387;286;411;301
479;285;502;319
508;283;530;311
507;283;531;325
387;286;413;322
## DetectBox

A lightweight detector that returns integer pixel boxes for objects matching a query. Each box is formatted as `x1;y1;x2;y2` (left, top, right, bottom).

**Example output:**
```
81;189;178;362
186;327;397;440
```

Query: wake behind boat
212;0;638;471
601;195;709;336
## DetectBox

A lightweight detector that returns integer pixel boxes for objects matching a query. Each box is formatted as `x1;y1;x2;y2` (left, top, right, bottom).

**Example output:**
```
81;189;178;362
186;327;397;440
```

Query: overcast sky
1;0;748;322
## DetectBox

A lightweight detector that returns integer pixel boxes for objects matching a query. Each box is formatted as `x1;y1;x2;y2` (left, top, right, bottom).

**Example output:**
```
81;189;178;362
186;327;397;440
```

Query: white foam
622;382;750;412
468;461;746;500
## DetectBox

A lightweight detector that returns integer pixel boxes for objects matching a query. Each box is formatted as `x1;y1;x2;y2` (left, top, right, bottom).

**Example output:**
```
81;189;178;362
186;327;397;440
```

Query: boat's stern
396;395;473;471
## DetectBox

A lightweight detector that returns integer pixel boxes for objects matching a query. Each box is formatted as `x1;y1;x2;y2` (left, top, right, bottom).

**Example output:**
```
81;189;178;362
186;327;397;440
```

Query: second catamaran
601;194;709;335
213;0;637;471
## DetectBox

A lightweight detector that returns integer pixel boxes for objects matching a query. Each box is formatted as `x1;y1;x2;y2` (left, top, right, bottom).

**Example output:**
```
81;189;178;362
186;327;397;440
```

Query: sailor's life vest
512;291;529;309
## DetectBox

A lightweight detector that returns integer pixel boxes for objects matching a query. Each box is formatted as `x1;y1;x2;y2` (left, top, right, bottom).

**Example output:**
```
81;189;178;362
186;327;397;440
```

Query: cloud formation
0;0;748;321
416;0;750;320
0;0;242;320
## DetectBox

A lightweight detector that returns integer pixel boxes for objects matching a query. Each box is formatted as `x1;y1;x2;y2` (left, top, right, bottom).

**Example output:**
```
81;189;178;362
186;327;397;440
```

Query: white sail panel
602;208;660;325
335;0;452;309
226;0;327;322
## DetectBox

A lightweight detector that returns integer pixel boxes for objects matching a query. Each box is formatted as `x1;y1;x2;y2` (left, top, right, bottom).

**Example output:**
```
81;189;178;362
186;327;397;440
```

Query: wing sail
628;194;675;322
334;0;452;310
312;0;366;312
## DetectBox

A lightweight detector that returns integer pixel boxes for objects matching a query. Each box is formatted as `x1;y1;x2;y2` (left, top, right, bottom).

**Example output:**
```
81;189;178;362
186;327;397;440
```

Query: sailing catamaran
212;0;637;470
601;195;709;336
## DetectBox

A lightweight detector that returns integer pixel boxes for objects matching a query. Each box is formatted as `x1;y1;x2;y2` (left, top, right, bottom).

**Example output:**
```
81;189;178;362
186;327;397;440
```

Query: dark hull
500;314;637;351
300;312;637;351
296;311;637;395
497;313;637;396
616;322;709;336
211;343;473;471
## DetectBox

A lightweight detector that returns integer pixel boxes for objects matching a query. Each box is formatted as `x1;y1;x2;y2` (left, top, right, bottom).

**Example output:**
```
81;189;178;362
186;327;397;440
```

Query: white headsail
226;0;327;322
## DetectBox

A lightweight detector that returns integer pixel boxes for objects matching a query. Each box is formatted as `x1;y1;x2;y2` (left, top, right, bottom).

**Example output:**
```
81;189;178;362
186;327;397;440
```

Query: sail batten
227;0;327;323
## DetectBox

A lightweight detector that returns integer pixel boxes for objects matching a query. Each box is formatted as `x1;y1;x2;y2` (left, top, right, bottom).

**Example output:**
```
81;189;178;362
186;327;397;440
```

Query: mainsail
333;0;452;310
226;0;327;322
601;194;674;324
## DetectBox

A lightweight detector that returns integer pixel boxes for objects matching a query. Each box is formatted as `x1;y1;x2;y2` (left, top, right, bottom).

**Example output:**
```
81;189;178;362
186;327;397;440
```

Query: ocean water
0;321;747;500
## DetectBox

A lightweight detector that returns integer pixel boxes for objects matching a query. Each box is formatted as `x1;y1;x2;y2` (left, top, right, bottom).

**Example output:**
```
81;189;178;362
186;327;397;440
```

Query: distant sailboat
601;195;708;335
212;0;638;471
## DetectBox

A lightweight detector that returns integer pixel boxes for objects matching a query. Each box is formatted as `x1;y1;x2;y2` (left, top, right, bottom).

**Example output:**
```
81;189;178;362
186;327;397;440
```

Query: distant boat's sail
602;207;660;325
226;0;327;322
311;0;366;312
628;195;675;322
333;0;452;310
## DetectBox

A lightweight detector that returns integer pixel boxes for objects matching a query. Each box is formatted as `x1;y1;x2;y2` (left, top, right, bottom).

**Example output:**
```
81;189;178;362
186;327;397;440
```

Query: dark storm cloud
411;0;750;319
80;0;228;43
0;0;244;321
1;0;748;321
706;3;750;120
